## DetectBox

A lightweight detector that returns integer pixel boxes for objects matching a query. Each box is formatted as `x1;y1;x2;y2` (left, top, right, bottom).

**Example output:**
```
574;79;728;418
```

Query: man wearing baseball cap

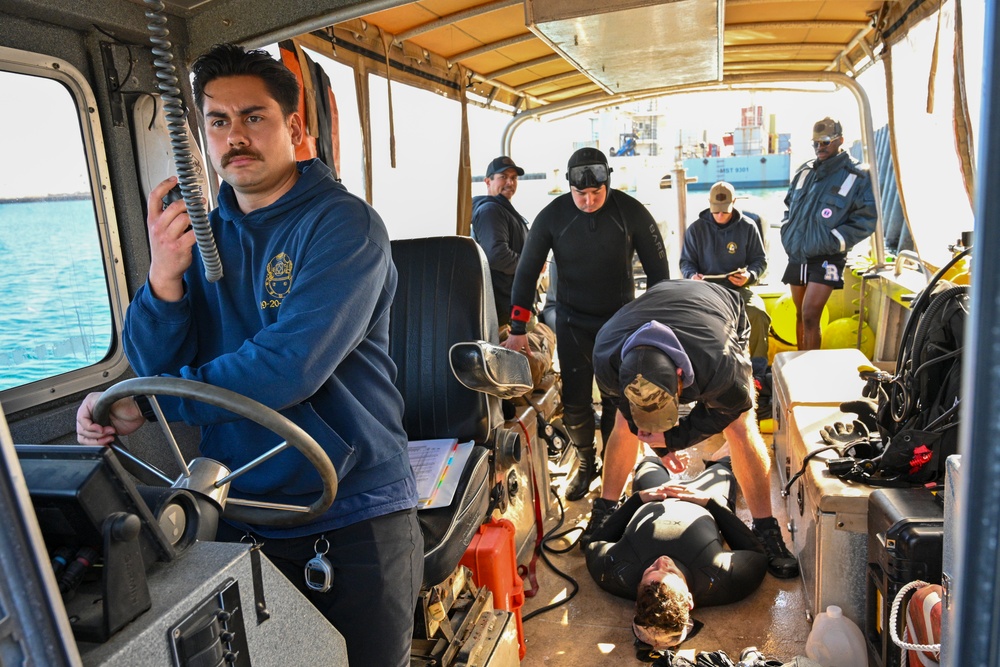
590;279;798;578
472;156;528;326
680;181;770;360
780;116;877;350
502;147;670;504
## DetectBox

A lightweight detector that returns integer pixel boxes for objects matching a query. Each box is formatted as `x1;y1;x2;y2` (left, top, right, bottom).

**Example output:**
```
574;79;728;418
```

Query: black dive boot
579;497;617;548
752;517;799;578
564;444;599;501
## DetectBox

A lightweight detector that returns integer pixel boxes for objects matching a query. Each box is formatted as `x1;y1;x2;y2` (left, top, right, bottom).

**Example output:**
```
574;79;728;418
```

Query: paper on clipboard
407;439;475;509
408;438;458;505
701;267;746;280
423;440;475;509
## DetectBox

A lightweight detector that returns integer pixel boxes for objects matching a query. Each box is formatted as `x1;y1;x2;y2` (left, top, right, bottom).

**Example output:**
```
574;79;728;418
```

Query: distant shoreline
0;193;91;204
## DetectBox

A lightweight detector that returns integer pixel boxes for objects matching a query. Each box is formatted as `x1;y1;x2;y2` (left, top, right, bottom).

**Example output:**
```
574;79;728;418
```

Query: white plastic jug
804;605;868;667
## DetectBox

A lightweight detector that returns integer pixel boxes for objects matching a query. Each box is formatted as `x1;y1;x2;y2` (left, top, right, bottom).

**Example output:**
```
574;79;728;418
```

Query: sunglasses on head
568;163;610;188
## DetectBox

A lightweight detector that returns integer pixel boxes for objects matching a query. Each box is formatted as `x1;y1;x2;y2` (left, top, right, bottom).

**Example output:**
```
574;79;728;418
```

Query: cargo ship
682;106;792;190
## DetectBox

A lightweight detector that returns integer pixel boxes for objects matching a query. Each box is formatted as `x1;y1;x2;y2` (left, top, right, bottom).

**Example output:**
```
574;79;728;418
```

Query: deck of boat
521;435;809;666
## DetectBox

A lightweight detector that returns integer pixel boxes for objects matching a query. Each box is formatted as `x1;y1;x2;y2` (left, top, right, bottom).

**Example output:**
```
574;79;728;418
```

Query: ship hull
683;153;791;190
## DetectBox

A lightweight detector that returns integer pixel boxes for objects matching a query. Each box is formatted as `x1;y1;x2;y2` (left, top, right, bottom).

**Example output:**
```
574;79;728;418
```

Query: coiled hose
910;285;969;368
892;246;973;379
145;0;223;282
889;284;968;425
886;247;972;423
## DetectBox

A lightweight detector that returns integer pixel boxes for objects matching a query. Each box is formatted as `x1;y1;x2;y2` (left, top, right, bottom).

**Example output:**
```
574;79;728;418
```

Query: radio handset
146;0;223;282
161;184;183;210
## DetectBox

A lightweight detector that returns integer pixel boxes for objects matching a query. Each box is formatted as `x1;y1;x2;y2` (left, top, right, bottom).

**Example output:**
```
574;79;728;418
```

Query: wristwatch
134;395;158;422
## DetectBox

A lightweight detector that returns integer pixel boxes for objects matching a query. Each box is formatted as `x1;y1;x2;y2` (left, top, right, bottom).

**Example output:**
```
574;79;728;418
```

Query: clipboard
424;441;475;509
407;439;475;509
701;267;746;280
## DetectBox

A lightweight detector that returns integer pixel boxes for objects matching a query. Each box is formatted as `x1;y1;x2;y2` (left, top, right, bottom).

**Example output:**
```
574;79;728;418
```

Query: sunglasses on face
812;140;833;148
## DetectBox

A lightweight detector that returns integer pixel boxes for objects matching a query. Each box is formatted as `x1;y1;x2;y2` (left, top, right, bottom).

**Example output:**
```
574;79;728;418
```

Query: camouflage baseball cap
620;346;680;433
812;117;843;142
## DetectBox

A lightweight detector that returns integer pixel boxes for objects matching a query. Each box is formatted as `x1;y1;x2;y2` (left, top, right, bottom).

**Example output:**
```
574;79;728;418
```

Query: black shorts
782;254;847;288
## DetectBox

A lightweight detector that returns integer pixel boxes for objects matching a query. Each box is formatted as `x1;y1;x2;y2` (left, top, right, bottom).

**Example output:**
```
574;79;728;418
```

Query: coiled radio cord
145;0;223;282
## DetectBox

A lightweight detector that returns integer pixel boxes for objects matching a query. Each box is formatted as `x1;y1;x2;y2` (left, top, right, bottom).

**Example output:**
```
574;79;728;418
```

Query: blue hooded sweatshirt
123;159;417;538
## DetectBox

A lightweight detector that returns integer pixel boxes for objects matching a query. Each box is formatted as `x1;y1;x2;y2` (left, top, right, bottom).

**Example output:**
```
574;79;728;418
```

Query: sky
0;72;90;199
0;62;881;206
296;52;893;238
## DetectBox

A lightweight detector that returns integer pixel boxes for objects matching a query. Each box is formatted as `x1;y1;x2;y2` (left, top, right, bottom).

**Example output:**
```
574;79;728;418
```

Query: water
0;185;791;394
0;198;113;391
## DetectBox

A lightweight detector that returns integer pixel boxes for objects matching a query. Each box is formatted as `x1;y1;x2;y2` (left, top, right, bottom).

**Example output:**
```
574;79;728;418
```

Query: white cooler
772;349;875;630
773;348;870;488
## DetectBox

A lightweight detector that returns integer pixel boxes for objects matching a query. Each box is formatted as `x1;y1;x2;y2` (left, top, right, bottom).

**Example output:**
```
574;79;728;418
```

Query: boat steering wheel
93;377;338;527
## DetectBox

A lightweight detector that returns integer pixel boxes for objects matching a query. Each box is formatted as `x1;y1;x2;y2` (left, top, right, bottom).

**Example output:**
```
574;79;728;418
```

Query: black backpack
832;248;970;487
873;282;968;483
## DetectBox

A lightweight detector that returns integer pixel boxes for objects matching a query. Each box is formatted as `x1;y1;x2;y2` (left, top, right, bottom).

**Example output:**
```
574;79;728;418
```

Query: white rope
889;579;942;667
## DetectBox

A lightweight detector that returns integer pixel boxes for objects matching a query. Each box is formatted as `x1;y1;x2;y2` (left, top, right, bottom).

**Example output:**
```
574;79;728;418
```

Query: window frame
0;45;129;413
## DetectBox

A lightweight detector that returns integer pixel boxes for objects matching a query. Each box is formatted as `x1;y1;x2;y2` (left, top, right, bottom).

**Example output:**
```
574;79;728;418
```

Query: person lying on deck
582;457;768;651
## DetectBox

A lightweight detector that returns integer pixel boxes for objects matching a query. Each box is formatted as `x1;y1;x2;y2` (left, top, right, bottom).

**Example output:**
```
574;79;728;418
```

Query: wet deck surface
519;435;810;666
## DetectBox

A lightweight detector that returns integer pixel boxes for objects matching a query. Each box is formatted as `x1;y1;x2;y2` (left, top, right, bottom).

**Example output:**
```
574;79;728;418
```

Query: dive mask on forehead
568;163;610;189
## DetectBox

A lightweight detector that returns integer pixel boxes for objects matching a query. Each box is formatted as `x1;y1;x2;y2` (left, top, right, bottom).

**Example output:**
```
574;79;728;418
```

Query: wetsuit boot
564;444;599;501
563;418;601;501
752;517;799;578
579;497;617;548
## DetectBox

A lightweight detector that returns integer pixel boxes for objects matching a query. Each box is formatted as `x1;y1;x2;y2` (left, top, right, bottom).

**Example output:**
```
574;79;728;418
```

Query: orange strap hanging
278;40;317;161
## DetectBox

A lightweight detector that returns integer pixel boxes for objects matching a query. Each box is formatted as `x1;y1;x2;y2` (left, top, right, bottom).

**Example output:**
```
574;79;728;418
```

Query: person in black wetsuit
591;279;798;578
502;147;669;502
584;458;767;651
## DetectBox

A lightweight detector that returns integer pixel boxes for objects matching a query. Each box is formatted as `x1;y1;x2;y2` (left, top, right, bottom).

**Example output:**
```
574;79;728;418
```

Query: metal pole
673;164;691;248
946;1;1000;664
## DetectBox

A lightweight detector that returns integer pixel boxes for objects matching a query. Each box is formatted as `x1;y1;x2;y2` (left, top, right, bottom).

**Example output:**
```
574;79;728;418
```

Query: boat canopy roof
13;0;975;264
122;0;941;117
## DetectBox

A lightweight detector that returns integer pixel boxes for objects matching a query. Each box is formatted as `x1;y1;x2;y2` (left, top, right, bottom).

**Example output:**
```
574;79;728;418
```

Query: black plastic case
865;487;944;667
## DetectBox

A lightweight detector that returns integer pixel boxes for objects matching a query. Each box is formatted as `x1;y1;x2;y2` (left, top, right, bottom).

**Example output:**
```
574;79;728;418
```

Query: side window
0;53;127;411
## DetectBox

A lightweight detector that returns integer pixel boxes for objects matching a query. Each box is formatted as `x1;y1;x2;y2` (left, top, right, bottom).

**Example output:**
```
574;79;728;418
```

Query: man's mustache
222;148;263;167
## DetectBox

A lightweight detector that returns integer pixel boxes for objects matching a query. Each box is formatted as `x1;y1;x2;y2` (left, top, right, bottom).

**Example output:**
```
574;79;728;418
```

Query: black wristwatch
134;395;158;422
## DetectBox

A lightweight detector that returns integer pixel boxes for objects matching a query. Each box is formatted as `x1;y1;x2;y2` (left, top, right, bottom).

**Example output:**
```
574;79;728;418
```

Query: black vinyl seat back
388;236;500;586
389;237;499;443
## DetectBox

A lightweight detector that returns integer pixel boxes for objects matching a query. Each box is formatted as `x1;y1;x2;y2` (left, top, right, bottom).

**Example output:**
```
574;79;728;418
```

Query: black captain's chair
389;236;531;587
